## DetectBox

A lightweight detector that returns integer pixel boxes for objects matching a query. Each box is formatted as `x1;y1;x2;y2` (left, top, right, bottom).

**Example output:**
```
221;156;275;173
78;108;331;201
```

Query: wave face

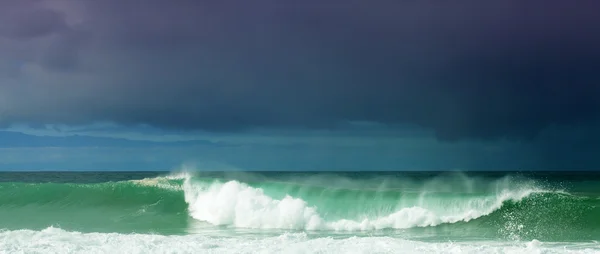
1;171;600;242
0;176;189;234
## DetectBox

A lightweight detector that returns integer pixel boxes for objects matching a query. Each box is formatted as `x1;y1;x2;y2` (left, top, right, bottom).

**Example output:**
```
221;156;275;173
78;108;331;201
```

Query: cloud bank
0;0;598;141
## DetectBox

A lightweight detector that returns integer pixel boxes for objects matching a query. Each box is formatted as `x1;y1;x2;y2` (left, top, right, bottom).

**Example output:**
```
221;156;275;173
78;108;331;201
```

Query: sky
0;0;599;171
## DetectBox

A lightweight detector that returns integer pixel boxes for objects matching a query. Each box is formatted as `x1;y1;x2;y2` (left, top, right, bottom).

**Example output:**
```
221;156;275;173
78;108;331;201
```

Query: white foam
182;178;546;231
129;171;192;191
183;179;323;230
0;227;597;254
165;171;194;180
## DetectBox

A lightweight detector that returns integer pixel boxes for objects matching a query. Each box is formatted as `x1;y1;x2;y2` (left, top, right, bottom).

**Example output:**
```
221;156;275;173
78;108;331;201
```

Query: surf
5;227;598;254
0;171;599;241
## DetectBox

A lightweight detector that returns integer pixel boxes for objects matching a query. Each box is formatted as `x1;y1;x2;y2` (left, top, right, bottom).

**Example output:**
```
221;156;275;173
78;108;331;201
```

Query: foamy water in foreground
2;227;599;254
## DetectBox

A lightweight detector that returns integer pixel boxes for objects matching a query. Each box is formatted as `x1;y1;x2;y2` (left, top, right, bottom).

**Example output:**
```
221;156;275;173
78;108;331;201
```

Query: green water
0;171;599;243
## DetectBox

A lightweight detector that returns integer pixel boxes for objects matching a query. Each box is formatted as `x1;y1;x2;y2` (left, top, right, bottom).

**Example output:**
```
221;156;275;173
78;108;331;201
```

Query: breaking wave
1;171;599;241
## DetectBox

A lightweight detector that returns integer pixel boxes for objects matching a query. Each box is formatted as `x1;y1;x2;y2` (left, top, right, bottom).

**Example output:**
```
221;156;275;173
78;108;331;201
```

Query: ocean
0;171;599;253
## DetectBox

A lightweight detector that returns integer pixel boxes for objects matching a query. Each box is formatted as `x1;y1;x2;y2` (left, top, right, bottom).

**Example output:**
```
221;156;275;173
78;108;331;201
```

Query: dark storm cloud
0;0;599;140
0;0;67;39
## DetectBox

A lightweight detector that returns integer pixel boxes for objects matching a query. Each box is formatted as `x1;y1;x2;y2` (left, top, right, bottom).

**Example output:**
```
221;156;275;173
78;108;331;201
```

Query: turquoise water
1;171;599;253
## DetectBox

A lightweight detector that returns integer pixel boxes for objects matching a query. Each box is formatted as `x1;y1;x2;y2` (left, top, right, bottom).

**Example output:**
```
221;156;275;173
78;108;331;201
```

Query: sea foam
1;227;597;254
